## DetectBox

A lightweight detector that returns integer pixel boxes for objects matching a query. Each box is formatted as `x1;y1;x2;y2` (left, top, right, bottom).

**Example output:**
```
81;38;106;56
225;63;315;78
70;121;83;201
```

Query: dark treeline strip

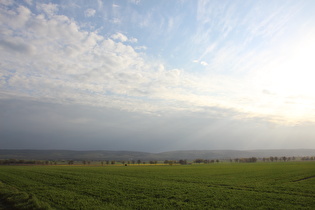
0;159;57;165
1;155;315;166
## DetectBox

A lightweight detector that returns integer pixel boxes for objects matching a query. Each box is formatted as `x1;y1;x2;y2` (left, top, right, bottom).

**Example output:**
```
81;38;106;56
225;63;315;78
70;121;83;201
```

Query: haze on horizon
1;0;315;153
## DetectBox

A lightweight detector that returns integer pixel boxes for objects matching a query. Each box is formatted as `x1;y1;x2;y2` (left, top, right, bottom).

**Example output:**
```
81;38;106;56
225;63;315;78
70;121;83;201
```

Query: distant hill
0;150;151;161
154;149;315;160
0;149;314;161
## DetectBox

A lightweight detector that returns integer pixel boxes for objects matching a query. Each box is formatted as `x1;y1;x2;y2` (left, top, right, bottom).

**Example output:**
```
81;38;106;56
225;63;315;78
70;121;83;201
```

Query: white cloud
192;60;208;66
110;18;121;24
135;45;147;50
200;61;208;66
36;3;58;17
0;3;223;117
110;33;137;43
129;37;138;43
84;9;96;17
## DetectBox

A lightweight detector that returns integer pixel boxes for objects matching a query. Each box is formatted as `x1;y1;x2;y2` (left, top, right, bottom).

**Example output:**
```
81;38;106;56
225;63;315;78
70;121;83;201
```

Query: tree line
0;159;57;165
0;156;314;165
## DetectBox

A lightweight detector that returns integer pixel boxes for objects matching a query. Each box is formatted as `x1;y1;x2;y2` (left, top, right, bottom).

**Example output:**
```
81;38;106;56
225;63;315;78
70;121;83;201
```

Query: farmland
0;162;314;209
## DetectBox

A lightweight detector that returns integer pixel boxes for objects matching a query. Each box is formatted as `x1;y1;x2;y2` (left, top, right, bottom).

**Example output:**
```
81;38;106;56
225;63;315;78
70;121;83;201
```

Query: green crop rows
0;162;314;209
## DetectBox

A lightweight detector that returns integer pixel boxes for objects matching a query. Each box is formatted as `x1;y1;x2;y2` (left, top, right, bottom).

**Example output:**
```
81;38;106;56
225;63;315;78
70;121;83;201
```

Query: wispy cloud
200;61;208;66
110;32;137;43
129;0;141;5
36;2;58;17
84;8;96;17
111;32;128;42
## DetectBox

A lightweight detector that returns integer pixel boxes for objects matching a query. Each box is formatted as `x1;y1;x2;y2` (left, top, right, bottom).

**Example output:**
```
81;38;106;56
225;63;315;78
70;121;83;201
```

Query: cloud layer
0;2;243;119
1;1;315;151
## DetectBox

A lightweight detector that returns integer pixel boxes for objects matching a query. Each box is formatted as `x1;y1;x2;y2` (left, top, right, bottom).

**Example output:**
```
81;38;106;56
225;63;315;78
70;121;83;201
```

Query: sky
1;0;315;152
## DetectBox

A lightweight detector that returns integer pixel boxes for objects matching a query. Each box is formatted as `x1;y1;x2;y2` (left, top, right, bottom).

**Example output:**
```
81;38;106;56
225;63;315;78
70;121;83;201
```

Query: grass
0;162;314;209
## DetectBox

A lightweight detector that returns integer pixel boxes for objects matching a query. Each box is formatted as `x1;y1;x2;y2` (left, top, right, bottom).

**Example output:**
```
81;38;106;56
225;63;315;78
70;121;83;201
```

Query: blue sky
1;0;315;152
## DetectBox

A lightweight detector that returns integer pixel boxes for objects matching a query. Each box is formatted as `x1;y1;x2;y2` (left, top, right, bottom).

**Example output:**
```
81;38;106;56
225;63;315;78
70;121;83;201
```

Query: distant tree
194;159;204;164
68;160;74;165
82;160;86;165
101;161;104;166
270;156;274;162
179;159;187;165
111;160;115;165
137;160;141;165
164;160;169;164
18;159;25;164
216;159;219;163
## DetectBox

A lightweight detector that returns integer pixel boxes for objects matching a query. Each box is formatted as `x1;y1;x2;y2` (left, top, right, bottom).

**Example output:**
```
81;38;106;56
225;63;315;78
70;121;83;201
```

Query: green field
0;162;314;209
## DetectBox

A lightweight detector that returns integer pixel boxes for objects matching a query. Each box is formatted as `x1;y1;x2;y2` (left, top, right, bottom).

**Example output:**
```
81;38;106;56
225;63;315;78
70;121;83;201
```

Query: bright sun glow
255;33;315;123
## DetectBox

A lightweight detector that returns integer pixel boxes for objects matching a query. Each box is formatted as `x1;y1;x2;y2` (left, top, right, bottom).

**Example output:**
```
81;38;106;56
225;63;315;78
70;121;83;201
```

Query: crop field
0;162;314;209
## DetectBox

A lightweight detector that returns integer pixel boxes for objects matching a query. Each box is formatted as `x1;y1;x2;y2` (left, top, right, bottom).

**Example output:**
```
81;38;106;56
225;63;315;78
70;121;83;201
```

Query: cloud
84;8;96;17
0;38;35;55
2;1;315;152
129;0;141;5
192;60;208;66
36;3;58;17
135;45;147;50
0;5;195;115
24;0;32;5
110;32;137;43
129;37;138;43
1;98;315;151
0;0;14;6
110;32;128;42
200;61;208;66
110;18;121;24
1;2;315;126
